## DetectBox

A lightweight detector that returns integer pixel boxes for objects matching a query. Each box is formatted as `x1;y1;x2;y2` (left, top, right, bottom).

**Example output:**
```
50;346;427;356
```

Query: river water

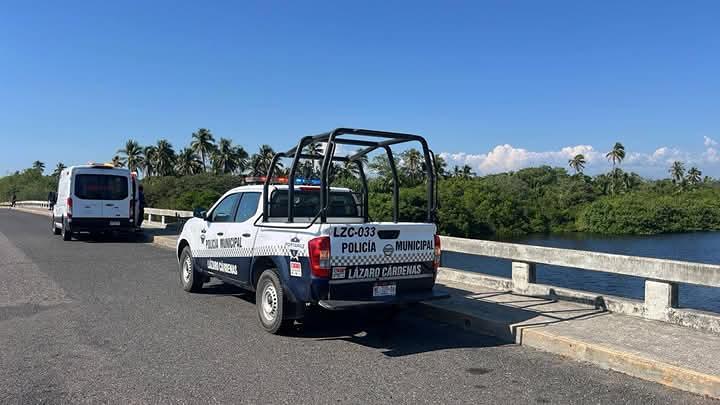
442;232;720;313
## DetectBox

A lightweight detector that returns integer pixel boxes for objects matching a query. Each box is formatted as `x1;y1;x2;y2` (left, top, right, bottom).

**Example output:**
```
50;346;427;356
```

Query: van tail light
66;197;73;219
433;234;441;271
308;236;331;278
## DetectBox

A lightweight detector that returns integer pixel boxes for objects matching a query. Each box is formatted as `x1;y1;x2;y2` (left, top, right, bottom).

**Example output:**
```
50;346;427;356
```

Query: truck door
201;193;241;276
231;192;261;283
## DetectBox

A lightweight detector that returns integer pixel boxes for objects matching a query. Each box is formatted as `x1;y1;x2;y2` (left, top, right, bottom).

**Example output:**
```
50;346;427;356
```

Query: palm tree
304;141;323;177
212;138;248;174
568;154;586;174
251;144;281;176
175;148;203;175
117;140;144;174
606;142;626;169
154;139;176;176
142;145;158;177
111;155;124;168
687;167;702;185
433;154;448;178
190;128;216;172
459;164;476;179
401;148;424;184
52;162;66;177
32;160;45;172
669;161;685;185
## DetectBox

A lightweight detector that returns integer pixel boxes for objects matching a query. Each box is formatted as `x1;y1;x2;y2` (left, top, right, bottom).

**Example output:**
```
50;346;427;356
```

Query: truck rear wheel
179;247;203;292
256;269;293;334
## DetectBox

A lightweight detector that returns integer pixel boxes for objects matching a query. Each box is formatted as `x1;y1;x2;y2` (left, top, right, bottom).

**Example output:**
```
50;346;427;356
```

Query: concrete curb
419;301;720;399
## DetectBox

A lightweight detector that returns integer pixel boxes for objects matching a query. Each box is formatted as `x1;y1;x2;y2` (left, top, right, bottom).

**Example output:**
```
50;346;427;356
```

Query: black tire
52;215;61;235
61;217;72;241
179;247;203;292
256;269;293;334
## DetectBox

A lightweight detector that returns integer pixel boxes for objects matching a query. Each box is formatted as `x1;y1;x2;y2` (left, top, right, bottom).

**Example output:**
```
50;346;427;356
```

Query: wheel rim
182;257;192;284
260;283;278;323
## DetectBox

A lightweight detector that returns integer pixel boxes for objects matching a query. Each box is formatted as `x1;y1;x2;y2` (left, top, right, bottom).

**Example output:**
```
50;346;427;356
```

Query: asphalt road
0;209;714;404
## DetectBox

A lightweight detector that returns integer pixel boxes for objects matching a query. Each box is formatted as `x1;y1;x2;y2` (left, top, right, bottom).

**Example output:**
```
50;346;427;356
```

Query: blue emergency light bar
294;177;321;186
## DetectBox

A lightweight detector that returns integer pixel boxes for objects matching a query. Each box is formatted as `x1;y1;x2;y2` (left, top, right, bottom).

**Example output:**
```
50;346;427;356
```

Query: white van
51;164;140;240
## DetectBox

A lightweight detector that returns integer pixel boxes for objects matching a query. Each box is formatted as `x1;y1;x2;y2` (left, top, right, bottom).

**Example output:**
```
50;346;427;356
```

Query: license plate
372;283;396;297
110;221;120;226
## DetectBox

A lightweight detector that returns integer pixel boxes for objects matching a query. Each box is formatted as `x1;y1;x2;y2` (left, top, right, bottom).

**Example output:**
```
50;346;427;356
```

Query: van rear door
100;176;131;219
72;172;129;218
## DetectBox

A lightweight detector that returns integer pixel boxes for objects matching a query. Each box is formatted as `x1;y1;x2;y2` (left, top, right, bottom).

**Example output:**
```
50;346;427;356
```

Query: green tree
32;160;45;173
606;142;626;169
687;167;702;185
175;148;203;175
111;155;123;168
669;161;685;185
401;148;424;185
251;144;281;176
212;138;248;174
433;154;448;178
118;140;144;174
568;154;586;174
142;145;157;177
190;128;216;172
154;139;176;176
52;162;66;177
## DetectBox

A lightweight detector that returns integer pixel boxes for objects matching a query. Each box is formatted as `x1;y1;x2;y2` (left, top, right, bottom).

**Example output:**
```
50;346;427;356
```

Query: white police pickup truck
176;129;448;333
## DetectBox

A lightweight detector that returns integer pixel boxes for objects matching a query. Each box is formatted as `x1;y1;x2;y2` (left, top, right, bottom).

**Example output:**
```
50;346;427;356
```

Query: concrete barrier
440;236;720;334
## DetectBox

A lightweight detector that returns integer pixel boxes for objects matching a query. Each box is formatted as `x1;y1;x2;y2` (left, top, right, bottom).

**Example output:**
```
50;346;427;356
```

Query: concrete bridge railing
0;200;51;209
440;235;720;334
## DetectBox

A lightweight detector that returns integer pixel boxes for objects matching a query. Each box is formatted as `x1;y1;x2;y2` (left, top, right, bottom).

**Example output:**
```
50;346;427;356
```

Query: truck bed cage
261;128;438;225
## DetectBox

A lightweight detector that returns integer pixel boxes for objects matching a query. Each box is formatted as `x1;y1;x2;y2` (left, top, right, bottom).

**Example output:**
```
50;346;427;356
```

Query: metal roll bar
261;128;437;224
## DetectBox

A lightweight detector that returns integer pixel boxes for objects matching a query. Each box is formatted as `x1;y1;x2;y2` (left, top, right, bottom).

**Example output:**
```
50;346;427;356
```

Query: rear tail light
308;236;331;278
433;234;441;271
66;197;73;219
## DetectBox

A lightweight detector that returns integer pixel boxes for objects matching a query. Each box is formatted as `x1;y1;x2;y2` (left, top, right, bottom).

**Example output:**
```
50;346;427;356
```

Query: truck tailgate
325;223;438;301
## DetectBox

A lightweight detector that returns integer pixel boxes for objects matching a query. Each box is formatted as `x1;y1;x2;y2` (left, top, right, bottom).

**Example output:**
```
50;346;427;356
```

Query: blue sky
1;1;719;177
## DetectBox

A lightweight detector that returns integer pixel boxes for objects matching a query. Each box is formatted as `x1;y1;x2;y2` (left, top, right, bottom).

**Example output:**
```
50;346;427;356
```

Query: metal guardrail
440;236;720;333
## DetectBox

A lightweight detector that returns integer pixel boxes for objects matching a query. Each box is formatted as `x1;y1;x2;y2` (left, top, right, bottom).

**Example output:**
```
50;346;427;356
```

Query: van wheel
256;269;293;334
179;247;203;292
52;216;61;235
61;218;72;241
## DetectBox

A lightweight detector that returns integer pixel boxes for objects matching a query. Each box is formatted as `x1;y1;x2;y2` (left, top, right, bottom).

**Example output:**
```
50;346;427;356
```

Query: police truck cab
176;128;448;333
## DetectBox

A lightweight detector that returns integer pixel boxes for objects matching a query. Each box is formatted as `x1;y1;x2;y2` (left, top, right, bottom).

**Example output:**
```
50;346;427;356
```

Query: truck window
234;192;260;223
269;190;359;218
210;193;241;223
74;174;128;200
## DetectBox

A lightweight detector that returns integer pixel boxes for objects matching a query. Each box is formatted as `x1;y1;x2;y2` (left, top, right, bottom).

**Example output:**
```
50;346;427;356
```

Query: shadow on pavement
197;280;510;357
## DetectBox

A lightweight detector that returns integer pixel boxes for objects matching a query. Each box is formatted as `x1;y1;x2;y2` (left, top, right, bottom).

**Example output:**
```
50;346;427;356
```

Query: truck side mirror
193;208;208;220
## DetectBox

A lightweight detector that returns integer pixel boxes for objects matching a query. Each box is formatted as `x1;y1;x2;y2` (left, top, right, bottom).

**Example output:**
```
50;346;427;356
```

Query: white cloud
440;137;720;178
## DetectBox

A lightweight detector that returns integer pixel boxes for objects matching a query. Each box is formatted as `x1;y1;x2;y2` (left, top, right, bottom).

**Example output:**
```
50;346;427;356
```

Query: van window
74;174;129;200
269;190;359;218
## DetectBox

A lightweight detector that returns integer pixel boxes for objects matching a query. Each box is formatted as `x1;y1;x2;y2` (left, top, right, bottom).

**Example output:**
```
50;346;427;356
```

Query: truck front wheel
179;247;203;292
256;269;293;334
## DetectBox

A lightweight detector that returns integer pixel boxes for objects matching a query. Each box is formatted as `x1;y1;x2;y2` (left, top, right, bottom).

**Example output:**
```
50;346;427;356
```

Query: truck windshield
74;174;129;200
269;190;359;218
